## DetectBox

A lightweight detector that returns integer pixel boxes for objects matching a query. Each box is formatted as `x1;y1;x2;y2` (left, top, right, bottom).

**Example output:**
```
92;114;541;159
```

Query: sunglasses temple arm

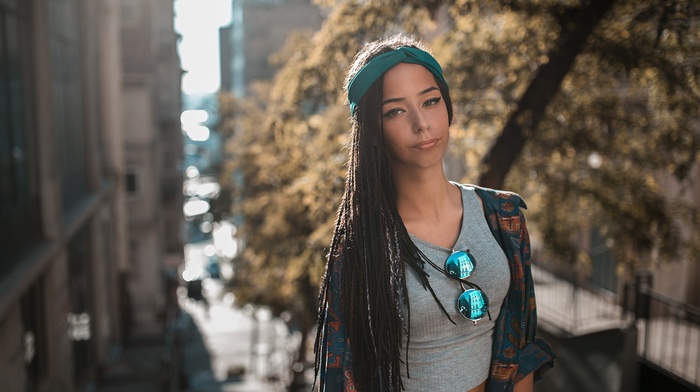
460;279;484;292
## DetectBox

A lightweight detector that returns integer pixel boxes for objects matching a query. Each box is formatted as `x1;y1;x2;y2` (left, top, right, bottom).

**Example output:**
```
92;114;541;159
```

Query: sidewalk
97;330;170;392
181;279;290;392
98;278;307;392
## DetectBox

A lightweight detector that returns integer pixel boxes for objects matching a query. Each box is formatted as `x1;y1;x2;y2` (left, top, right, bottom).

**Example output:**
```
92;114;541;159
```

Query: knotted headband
347;46;448;114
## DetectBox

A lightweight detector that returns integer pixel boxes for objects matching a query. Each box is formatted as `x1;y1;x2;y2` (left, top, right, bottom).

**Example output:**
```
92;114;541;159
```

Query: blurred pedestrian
186;277;209;315
314;34;554;392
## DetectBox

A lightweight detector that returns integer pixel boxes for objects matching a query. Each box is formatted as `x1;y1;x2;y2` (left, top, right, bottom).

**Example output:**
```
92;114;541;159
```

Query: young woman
314;34;554;392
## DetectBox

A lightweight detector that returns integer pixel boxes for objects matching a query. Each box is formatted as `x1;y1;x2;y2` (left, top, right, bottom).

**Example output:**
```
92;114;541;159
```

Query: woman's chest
404;230;511;340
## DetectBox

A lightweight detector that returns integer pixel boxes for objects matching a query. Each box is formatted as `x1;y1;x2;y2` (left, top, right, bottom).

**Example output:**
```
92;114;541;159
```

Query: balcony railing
624;273;700;387
532;262;630;336
533;260;700;387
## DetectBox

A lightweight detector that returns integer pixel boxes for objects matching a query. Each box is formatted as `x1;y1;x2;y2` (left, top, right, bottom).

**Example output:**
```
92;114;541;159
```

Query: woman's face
381;63;449;171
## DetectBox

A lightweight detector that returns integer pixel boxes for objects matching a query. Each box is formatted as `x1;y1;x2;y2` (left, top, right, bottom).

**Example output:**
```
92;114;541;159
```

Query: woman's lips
414;138;440;150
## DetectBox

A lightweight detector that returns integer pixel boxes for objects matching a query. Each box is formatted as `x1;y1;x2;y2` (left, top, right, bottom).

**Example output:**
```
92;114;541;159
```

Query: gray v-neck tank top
400;183;510;391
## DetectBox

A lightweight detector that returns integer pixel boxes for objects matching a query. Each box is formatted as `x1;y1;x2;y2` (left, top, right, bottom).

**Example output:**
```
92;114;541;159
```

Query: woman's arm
513;372;534;392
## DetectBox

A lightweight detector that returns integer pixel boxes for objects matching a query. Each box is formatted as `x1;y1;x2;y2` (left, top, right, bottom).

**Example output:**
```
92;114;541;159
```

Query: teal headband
347;46;447;114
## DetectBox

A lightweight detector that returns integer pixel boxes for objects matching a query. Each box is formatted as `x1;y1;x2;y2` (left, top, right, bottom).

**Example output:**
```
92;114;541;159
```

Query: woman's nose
412;110;430;133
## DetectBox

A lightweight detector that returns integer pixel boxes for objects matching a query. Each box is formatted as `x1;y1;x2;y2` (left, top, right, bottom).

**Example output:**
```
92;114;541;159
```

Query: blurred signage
23;331;36;363
67;313;91;341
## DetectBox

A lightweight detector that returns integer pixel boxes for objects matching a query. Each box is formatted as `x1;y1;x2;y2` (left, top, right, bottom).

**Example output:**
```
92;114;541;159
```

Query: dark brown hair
314;34;454;391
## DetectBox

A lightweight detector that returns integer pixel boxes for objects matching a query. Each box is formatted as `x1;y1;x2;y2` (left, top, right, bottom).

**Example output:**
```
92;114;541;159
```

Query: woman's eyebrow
418;86;438;96
382;86;439;105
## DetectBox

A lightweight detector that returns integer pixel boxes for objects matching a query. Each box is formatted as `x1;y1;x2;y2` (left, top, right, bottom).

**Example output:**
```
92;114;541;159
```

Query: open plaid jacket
317;185;555;391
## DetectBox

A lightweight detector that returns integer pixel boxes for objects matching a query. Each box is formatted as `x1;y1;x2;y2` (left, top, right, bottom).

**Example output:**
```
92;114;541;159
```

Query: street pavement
181;278;297;392
98;278;309;392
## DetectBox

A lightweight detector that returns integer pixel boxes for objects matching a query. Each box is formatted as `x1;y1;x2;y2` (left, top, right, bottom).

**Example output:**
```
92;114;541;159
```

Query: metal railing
532;261;629;336
624;274;700;387
534;257;700;388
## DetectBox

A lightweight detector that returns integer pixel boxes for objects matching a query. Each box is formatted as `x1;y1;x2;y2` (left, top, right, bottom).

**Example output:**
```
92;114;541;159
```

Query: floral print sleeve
473;186;555;391
318;256;357;391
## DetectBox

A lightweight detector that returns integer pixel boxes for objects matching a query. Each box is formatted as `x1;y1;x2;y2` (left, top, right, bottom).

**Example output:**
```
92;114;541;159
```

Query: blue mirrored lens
445;251;476;279
458;289;488;320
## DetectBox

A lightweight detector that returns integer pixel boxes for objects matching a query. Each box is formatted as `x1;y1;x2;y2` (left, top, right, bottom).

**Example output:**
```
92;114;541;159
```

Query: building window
126;172;138;193
125;170;142;198
589;227;618;294
0;0;42;272
21;281;47;389
48;0;88;211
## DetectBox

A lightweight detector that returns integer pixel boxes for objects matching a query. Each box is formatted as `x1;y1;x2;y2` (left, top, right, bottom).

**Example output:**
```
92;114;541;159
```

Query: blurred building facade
532;166;700;392
653;166;700;305
219;0;325;97
121;0;183;333
0;0;182;390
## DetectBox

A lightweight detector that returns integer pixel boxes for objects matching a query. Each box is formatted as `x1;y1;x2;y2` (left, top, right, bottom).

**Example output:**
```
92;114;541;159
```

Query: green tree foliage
479;0;700;272
218;0;700;362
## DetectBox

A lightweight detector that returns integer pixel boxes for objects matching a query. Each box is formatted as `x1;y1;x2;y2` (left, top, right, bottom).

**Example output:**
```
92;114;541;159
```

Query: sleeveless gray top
400;183;510;391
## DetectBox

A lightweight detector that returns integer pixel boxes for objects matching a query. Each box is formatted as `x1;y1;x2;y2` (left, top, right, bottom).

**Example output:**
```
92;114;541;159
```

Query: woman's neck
392;166;460;225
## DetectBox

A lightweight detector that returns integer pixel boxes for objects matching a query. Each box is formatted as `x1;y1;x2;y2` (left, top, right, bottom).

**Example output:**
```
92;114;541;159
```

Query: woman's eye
424;97;441;107
384;108;403;118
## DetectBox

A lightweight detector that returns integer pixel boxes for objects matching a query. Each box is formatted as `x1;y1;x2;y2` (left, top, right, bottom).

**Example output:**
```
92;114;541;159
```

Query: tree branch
478;0;617;189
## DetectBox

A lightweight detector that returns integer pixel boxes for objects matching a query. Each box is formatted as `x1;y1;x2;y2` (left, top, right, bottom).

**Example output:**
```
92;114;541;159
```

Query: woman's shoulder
452;182;527;212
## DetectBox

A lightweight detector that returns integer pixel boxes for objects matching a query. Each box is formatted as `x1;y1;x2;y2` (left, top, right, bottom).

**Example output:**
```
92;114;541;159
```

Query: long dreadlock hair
314;34;454;391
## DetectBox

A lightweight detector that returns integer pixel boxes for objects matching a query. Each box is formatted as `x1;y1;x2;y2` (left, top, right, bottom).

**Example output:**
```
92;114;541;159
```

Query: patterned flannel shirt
317;185;555;391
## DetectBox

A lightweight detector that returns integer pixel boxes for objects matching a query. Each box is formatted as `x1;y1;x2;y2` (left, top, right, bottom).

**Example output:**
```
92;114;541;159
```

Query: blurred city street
179;278;302;392
3;1;700;391
98;277;308;392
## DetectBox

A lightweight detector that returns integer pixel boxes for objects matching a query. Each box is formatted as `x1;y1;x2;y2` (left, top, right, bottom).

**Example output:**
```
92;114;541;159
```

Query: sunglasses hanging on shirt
424;249;491;325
